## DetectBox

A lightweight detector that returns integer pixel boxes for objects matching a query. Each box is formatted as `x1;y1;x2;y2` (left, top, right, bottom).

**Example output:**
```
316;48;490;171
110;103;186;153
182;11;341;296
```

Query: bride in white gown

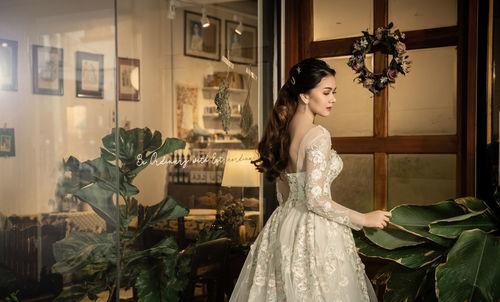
229;58;391;302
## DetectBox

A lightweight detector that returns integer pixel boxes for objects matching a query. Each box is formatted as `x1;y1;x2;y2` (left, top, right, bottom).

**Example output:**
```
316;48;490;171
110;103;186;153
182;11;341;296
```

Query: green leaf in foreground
429;210;497;238
390;200;466;247
355;234;442;269
364;225;427;250
436;229;500;302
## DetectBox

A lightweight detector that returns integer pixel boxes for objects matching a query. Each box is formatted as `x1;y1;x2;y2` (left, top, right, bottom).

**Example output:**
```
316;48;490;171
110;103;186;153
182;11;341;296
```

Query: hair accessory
290;76;296;85
296;67;301;74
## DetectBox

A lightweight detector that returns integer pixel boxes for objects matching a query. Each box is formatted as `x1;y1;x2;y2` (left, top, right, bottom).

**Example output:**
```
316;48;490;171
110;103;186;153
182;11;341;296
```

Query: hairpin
296;67;301;74
290;76;296;85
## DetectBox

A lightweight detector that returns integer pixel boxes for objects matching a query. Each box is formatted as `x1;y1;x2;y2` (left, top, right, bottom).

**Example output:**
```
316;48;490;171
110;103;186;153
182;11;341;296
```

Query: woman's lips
326;106;332;110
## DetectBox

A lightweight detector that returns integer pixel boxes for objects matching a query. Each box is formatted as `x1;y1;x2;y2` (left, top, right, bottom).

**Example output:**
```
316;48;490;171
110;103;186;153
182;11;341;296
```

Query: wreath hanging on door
347;22;411;95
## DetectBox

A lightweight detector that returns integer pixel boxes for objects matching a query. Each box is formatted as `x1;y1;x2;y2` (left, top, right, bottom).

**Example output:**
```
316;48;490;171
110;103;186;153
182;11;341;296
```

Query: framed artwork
0;39;18;91
176;84;199;141
76;51;104;99
32;45;64;95
118;57;140;101
0;128;15;157
184;10;221;61
225;21;257;65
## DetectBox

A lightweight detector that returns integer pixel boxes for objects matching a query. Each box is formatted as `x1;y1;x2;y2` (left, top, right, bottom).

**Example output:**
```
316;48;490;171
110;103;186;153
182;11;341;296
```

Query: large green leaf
429;210;497;238
454;197;488;212
355;234;443;269
136;268;165;302
52;231;115;274
364;225;427;250
74;183;117;226
390;200;466;247
383;264;434;302
436;229;500;302
139;196;189;230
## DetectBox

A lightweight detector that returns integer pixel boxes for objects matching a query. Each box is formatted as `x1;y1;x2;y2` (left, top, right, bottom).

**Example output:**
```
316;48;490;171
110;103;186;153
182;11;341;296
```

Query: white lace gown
229;125;377;302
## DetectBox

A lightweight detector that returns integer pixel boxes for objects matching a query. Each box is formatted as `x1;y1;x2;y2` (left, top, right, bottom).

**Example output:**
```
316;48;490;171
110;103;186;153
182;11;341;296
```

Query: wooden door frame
284;0;478;207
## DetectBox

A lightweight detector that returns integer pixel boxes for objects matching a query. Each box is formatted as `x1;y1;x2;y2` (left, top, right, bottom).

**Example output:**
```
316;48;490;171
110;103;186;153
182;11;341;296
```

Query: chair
183;237;231;302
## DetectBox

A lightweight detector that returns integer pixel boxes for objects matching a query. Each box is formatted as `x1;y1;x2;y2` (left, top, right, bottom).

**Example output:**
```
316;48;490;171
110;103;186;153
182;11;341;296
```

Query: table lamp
221;149;260;202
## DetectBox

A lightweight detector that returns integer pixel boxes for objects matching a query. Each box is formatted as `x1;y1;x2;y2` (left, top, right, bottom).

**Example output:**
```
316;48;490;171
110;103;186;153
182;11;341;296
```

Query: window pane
331;154;374;213
0;0;119;298
388;0;457;32
118;2;263;242
319;56;374;137
313;0;373;41
388;46;457;135
388;154;456;209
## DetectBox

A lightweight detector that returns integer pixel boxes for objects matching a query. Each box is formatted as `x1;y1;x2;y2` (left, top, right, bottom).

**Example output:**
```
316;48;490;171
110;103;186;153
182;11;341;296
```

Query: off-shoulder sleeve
304;133;366;230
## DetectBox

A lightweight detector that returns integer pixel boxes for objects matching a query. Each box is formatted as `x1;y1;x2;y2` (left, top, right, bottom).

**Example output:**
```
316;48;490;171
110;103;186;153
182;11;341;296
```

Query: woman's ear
299;93;309;104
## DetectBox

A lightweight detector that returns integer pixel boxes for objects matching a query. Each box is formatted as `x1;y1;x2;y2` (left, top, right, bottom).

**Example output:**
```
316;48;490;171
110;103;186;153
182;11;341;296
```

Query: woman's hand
364;210;392;229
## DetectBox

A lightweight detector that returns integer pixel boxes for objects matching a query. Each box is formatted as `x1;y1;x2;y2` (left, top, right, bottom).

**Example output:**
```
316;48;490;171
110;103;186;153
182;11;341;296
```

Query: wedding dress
229;125;377;302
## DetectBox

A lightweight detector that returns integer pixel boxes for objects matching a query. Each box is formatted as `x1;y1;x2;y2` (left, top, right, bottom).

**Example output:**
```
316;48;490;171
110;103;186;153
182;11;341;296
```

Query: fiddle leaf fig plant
51;127;192;302
354;197;500;302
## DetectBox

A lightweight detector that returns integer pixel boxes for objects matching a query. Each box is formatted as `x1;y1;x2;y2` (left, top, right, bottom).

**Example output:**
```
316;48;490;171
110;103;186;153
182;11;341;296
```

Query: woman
229;58;391;302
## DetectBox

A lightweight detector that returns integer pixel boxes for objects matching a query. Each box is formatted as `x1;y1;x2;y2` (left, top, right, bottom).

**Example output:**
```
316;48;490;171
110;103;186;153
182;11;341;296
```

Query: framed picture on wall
225;21;257;65
184;10;221;61
32;45;63;95
76;51;104;99
0;128;15;157
0;39;18;91
118;57;140;101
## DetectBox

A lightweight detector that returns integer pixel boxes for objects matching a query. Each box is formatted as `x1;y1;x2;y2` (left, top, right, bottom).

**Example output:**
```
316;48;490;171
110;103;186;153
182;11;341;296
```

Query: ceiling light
201;7;210;28
235;21;243;35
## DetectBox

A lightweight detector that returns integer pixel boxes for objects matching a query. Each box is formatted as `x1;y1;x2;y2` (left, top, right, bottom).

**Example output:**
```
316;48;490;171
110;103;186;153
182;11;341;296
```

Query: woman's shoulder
304;125;331;148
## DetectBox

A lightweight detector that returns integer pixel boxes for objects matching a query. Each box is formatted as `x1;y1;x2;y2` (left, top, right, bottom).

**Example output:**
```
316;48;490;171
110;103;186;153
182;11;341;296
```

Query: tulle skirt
229;201;377;302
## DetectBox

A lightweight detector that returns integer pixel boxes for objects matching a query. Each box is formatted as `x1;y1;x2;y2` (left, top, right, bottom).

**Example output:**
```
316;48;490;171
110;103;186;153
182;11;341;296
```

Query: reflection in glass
331;154;374;213
388;154;456;209
313;0;373;41
320;56;374;137
388;46;457;136
389;0;457;32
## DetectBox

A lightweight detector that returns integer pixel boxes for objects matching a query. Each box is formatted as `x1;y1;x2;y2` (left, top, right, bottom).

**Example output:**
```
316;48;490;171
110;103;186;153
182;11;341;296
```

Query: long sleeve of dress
304;133;366;230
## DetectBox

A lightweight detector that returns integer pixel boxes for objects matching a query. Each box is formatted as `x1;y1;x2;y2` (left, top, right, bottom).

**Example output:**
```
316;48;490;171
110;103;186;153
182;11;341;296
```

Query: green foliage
51;127;195;302
214;80;231;134
355;197;500;302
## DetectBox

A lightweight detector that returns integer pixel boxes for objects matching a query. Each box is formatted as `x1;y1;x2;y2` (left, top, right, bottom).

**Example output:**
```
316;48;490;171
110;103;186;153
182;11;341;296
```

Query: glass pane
389;0;457;32
0;0;119;300
388;154;456;209
118;1;262;246
313;0;373;41
331;154;374;213
389;46;457;135
320;56;374;137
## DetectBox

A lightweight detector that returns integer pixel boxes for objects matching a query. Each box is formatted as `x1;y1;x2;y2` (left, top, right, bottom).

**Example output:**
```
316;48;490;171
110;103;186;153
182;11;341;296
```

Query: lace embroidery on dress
229;124;374;302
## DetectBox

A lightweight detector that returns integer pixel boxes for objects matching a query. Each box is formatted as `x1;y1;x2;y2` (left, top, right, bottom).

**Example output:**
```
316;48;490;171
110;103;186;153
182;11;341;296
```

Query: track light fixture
235;20;243;35
201;7;210;27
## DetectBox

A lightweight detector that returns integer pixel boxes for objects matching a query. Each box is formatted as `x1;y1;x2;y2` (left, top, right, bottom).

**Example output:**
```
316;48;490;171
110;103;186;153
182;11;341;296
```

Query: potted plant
51;127;193;301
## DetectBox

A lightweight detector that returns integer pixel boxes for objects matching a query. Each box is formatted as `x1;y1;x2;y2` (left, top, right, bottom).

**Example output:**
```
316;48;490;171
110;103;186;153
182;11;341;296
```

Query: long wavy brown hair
251;58;336;183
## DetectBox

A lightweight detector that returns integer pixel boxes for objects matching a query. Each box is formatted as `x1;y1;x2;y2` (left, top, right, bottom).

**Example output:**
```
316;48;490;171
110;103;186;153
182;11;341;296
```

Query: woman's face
300;74;337;117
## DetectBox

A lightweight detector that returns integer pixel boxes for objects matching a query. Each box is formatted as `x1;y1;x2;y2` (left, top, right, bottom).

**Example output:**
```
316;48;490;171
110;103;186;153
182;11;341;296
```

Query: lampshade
221;149;260;187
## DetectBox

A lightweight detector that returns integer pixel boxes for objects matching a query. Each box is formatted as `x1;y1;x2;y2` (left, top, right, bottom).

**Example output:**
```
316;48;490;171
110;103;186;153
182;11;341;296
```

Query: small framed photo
0;39;18;91
118;57;140;101
0;128;15;157
32;45;64;95
76;51;104;99
225;21;257;65
184;10;221;61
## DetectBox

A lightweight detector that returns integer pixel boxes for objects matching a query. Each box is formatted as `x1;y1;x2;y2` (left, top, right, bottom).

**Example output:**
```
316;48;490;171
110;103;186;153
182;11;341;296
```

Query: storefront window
0;0;267;300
